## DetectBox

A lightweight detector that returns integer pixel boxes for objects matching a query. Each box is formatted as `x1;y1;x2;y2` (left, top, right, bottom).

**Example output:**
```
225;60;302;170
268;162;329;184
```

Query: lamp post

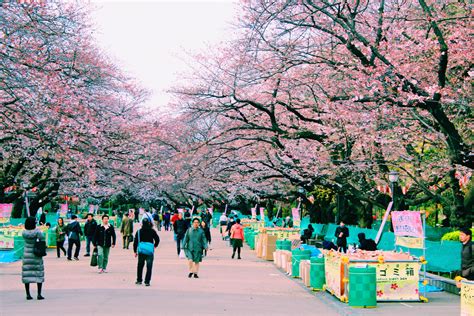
388;171;399;211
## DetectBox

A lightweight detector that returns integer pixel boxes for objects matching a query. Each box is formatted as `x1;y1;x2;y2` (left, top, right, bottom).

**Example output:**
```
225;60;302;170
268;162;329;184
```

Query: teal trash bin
292;249;311;278
348;266;377;308
276;239;283;250
281;240;292;251
310;256;325;290
46;229;57;247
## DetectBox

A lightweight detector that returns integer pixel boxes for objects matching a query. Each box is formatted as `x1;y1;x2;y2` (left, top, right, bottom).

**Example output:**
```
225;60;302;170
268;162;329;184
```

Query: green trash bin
348;266;377;308
292;249;311;278
47;228;57;247
310;256;325;290
276;239;283;250
281;240;292;251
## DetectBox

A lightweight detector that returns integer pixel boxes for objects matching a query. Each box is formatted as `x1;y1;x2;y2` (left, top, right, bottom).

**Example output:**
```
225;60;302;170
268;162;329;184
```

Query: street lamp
388;171;399;211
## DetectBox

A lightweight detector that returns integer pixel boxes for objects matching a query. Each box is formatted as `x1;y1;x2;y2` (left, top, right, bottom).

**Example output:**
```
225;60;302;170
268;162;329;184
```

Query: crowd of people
20;207;243;300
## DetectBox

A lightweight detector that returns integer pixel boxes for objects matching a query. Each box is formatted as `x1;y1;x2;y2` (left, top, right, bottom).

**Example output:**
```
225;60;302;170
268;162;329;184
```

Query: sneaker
145;283;150;287
102;269;107;273
188;273;193;278
193;274;199;279
37;295;45;300
135;281;142;285
67;258;72;261
73;257;79;261
99;269;104;274
84;254;90;257
238;257;242;260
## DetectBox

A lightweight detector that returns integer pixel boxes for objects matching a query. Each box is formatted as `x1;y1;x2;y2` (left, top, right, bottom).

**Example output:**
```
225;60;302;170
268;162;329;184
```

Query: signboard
391;211;423;238
259;207;265;221
0;204;13;223
395;236;424;249
373;262;420;301
325;255;344;298
292;208;301;227
461;279;474;316
251;208;257;219
60;203;68;217
0;235;14;249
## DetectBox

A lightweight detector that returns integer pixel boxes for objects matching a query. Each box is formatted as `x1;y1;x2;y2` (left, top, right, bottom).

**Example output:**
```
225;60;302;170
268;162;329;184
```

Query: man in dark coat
66;215;83;260
84;213;97;257
460;227;473;280
335;221;349;253
93;214;116;273
173;213;188;256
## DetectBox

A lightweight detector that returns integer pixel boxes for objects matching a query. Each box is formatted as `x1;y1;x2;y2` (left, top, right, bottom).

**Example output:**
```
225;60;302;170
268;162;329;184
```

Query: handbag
128;235;134;242
90;248;98;267
33;237;47;257
137;230;154;256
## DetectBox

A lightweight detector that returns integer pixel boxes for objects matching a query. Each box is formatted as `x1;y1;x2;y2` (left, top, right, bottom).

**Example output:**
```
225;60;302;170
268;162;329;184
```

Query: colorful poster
259;207;265;221
396;236;424;249
88;204;96;214
0;204;13;223
251;208;256;219
325;255;344;298
292;208;301;226
391;211;423;238
372;262;420;301
60;203;68;216
0;235;15;249
461;279;474;316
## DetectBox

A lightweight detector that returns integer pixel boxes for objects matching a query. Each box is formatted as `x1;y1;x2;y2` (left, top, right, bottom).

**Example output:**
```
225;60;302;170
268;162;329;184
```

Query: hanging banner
461;279;474;316
0;204;13;223
391;211;423;238
292;208;301;226
251;208;256;219
259;207;265;221
372;262;421;301
395;236;424;249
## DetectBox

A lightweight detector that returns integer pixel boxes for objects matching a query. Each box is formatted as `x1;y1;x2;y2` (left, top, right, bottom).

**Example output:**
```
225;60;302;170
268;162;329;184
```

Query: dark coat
93;225;116;248
461;241;473;280
203;226;211;244
22;229;45;283
173;219;188;237
66;221;83;241
358;233;377;251
335;226;349;246
84;219;98;237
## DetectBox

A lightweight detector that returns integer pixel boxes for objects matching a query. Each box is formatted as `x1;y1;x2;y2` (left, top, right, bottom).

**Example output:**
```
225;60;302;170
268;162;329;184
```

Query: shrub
442;228;474;241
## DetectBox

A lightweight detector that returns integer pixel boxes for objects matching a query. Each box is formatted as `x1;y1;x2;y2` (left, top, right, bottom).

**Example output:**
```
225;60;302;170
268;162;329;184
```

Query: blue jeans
86;236;94;255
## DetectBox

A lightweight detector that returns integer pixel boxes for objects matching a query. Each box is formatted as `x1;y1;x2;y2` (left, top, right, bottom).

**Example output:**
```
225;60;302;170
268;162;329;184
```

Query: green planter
310;256;325;290
291;249;311;278
348;266;377;308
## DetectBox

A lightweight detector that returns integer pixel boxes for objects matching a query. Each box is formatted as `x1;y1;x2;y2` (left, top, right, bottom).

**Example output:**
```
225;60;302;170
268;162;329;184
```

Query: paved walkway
0;226;460;316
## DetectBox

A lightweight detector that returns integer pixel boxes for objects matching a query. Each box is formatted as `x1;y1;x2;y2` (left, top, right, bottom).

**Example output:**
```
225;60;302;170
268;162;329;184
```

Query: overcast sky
90;0;237;112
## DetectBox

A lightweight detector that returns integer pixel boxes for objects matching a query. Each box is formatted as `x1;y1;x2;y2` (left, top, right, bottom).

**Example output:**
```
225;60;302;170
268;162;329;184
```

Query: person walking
153;211;161;231
93;214;116;273
230;218;244;259
55;218;67;258
219;213;228;239
134;209;139;223
226;217;236;241
201;220;211;256
460;227;473;280
66;215;83;260
163;211;171;231
133;218;160;286
183;218;208;278
335;221;349;253
84;213;97;257
173;213;188;257
22;217;45;300
201;209;212;228
120;213;133;249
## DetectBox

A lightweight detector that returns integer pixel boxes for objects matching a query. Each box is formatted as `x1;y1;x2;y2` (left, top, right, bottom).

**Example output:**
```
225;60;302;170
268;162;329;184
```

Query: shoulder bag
137;230;154;256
